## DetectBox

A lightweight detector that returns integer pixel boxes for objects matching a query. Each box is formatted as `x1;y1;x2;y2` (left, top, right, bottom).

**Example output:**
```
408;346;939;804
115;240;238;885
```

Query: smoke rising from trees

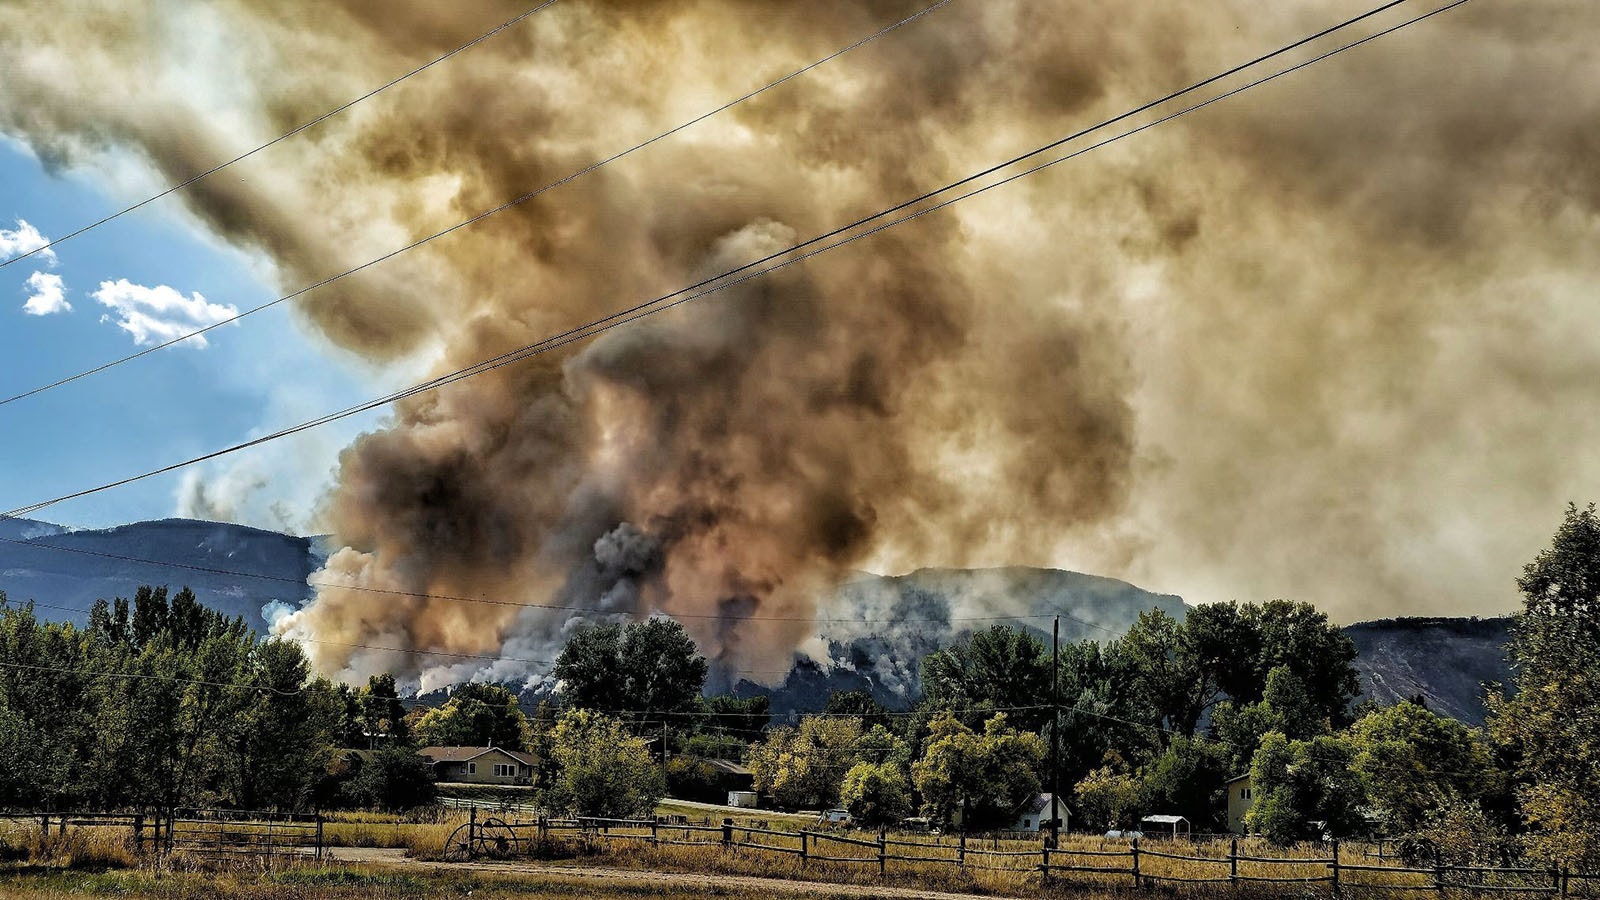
4;1;1599;687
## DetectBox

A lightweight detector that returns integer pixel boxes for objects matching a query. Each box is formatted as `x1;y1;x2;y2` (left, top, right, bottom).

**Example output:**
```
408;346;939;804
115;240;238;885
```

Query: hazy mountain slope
6;517;1518;726
1345;616;1513;725
0;518;319;632
731;566;1189;717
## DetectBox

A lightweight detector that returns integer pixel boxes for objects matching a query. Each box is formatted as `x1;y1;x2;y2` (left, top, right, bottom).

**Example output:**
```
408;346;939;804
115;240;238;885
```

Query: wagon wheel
442;823;476;862
474;818;523;860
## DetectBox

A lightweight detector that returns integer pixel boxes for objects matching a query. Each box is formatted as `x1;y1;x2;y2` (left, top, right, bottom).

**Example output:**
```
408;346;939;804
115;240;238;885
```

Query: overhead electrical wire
0;0;1468;528
0;0;957;409
0;0;561;273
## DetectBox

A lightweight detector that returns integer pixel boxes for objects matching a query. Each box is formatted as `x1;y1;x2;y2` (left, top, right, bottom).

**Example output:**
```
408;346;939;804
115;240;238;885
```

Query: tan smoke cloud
4;0;1599;686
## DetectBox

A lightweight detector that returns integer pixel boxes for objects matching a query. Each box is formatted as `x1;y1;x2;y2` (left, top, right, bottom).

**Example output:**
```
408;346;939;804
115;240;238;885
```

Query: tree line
0;504;1596;873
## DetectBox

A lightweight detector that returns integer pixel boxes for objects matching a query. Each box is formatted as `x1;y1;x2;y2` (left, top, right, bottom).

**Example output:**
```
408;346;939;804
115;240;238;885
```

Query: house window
494;763;515;777
468;763;476;774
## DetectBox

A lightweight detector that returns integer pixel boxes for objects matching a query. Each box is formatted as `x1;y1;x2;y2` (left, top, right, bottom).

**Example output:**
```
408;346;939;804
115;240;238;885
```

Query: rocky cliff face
1345;616;1513;725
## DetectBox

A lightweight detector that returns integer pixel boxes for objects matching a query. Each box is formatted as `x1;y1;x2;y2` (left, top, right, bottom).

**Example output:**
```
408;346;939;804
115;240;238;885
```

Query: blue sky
0;137;388;534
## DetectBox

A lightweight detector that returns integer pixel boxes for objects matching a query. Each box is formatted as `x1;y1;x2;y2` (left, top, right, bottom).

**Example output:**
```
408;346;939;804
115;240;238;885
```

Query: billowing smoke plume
4;1;1600;689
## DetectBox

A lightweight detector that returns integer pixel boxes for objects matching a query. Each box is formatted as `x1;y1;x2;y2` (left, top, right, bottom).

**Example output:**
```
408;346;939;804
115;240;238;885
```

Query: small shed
1140;814;1191;840
727;790;759;808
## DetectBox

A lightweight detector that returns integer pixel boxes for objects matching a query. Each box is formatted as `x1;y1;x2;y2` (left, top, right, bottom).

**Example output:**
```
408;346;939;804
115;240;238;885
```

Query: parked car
1105;829;1145;839
817;809;852;826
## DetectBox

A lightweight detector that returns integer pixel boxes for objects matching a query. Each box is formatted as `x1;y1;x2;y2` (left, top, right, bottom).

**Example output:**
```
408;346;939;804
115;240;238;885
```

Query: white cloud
0;219;56;266
92;278;238;347
21;271;70;316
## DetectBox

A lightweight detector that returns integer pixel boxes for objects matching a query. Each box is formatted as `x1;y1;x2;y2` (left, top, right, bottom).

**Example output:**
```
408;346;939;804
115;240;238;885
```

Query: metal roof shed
1140;814;1192;840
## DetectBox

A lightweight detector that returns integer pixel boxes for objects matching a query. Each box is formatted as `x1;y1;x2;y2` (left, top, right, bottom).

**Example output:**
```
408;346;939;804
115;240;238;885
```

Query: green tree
841;761;912;826
748;716;863;810
1212;665;1327;772
1488;503;1600;870
1074;763;1142;832
825;690;892;730
912;712;1044;830
1350;700;1495;836
703;694;770;743
1138;735;1232;830
413;682;529;750
920;626;1051;730
346;746;438;811
554;619;709;717
1248;731;1368;844
545;708;664;817
1121;601;1360;739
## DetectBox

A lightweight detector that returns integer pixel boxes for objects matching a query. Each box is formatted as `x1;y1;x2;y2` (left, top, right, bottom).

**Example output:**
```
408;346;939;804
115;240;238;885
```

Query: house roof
1141;815;1191;825
1020;793;1059;815
418;746;537;766
1225;773;1251;784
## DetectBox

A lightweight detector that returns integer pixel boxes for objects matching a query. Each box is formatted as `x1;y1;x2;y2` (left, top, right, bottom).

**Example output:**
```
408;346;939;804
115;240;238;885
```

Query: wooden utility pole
1050;615;1061;850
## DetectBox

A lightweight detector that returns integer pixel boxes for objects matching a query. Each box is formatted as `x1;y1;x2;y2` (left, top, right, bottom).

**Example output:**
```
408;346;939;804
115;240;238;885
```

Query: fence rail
444;811;1597;898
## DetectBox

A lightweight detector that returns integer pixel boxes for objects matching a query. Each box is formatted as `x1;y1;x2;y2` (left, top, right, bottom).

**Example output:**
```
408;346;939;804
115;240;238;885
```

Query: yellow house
418;746;537;785
1226;773;1254;835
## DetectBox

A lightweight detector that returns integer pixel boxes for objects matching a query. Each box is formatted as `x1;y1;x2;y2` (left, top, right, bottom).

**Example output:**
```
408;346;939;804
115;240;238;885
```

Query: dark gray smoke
3;2;1598;690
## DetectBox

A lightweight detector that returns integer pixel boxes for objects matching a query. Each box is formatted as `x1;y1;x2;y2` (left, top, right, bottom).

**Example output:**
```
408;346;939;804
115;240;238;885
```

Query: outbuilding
1140;814;1191;840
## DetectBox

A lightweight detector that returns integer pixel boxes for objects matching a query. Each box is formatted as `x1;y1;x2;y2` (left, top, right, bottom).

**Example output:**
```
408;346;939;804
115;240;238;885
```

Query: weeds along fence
444;809;1600;897
0;809;326;863
163;808;324;862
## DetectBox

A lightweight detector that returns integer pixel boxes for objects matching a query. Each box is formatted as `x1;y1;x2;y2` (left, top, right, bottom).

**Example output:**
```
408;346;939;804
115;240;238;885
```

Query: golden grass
0;864;823;900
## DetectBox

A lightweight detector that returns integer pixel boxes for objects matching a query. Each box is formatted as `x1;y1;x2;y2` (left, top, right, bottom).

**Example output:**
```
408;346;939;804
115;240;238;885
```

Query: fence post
1042;844;1052;885
800;830;808;866
1131;837;1141;889
1230;838;1239;887
651;819;658;847
1331;839;1341;897
133;814;143;855
722;818;733;851
958;831;966;869
316;814;324;861
878;827;886;876
1557;866;1568;900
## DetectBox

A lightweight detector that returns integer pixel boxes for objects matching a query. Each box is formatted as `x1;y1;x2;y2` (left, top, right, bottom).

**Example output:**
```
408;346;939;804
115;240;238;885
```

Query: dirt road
325;847;1014;900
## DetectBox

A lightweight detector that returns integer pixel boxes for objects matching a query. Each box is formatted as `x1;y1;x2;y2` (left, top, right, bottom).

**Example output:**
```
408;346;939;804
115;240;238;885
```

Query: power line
0;532;1117;633
0;1;560;272
0;0;957;409
0;0;1463;526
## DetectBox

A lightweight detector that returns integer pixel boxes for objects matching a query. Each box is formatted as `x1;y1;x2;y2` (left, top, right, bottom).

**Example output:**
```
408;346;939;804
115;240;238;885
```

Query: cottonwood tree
749;716;863;810
1248;731;1367;844
1489;503;1600;871
545;708;664;818
1350;700;1496;837
920;626;1051;731
554;618;708;718
413;682;529;750
912;712;1044;830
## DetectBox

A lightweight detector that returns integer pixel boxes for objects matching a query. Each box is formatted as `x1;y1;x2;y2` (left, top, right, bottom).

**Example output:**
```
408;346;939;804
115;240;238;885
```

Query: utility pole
1050;615;1061;850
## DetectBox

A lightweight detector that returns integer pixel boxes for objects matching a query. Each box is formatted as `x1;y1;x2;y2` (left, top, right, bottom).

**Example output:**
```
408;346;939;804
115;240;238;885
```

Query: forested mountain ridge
4;518;1514;724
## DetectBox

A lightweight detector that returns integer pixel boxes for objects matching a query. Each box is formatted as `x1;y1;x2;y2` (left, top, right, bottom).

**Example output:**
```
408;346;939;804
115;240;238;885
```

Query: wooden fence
163;808;324;861
0;808;324;862
445;809;1599;897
